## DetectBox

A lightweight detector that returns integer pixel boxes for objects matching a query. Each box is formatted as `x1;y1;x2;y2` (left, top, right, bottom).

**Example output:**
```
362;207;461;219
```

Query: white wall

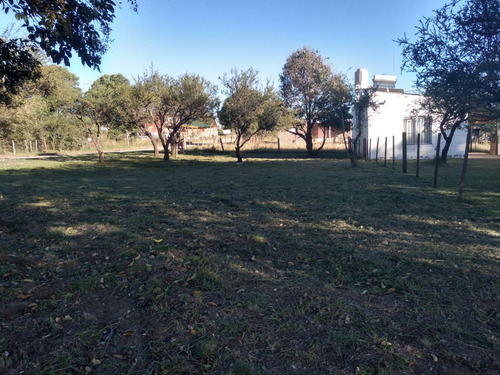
357;90;468;160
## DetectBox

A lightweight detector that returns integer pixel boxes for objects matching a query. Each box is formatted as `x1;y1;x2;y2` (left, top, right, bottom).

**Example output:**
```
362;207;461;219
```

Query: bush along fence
1;138;50;155
354;130;473;198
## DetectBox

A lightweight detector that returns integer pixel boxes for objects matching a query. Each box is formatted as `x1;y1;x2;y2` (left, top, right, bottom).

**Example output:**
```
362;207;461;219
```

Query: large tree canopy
0;33;40;104
1;0;137;67
398;0;499;161
1;0;137;103
135;69;219;161
81;73;133;162
219;68;282;163
0;64;83;150
280;47;351;158
400;0;499;107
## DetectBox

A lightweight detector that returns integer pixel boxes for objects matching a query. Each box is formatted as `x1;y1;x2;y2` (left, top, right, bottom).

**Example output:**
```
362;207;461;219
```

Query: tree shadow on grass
0;155;499;374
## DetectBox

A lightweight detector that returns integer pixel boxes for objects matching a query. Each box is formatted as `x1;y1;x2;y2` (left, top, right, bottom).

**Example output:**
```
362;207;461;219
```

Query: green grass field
0;150;499;374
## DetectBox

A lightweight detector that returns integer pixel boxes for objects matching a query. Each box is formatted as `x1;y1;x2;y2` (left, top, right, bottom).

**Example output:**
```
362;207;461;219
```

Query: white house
352;68;468;159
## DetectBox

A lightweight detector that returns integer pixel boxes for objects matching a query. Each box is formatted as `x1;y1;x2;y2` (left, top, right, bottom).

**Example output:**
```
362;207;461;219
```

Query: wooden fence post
392;135;395;170
434;133;442;188
375;137;379;163
24;140;29;153
277;137;281;152
384;136;387;167
368;138;372;161
458;126;472;198
402;132;407;173
416;134;421;178
496;121;499;156
219;137;224;151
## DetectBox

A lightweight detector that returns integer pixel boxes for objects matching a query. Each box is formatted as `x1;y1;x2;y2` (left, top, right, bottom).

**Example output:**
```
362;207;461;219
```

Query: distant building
278;124;345;145
352;68;468;159
142;119;218;139
180;120;218;139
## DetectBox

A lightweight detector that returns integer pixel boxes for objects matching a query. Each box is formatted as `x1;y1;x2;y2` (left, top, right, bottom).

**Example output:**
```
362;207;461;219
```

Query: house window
404;117;432;145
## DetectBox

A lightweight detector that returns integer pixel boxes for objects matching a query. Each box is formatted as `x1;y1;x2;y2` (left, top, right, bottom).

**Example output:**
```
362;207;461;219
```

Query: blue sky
2;0;449;94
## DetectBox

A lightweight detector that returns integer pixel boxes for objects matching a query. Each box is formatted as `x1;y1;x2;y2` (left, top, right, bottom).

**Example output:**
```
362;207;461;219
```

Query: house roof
186;122;214;128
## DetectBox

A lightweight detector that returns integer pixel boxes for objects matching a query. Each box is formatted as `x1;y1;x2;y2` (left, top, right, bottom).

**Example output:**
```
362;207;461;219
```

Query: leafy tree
0;0;137;102
347;88;378;167
135;69;219;161
280;46;351;158
128;81;154;151
80;74;133;163
417;80;469;163
37;65;81;112
0;93;46;144
0;29;41;104
0;64;83;150
219;68;283;163
133;70;169;158
38;65;84;150
398;0;500;162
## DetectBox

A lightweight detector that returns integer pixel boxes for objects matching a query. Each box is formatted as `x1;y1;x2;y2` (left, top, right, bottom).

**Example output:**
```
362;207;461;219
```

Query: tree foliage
1;0;137;68
135;68;219;160
219;68;282;163
348;88;378;167
0;0;137;103
80;73;133;162
0;64;83;150
398;0;500;161
0;32;41;104
280;47;351;157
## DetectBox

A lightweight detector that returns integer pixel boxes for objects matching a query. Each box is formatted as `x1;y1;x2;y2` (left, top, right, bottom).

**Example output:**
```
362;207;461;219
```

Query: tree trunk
152;140;159;157
162;137;170;161
440;120;461;164
172;140;178;158
163;146;170;160
305;132;314;158
235;146;243;163
441;140;450;164
145;133;159;157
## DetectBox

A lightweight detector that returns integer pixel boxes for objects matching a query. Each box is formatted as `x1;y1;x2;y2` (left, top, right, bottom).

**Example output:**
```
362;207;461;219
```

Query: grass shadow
0;153;498;374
